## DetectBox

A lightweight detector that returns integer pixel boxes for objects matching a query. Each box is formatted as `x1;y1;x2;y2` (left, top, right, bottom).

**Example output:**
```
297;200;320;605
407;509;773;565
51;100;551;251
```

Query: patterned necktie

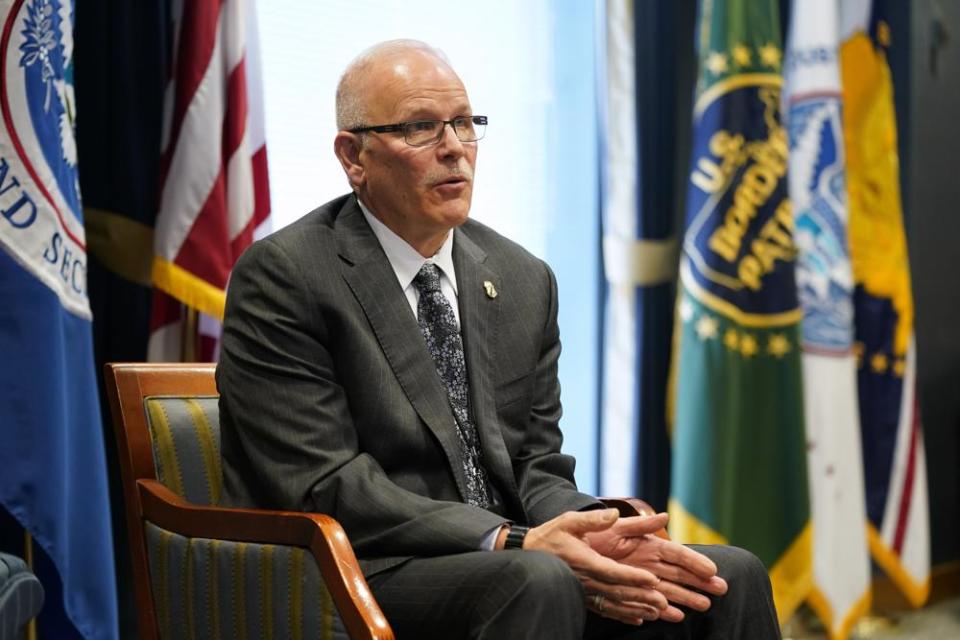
413;263;490;507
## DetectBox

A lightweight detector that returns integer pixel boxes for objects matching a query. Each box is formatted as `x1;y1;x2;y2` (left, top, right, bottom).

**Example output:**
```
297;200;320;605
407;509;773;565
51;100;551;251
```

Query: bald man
218;40;780;639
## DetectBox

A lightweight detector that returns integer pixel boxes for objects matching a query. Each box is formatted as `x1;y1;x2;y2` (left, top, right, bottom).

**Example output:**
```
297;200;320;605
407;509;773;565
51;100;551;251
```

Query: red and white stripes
149;0;270;361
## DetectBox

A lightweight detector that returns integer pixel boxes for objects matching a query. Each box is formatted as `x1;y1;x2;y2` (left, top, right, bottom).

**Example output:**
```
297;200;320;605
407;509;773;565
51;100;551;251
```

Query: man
218;40;780;638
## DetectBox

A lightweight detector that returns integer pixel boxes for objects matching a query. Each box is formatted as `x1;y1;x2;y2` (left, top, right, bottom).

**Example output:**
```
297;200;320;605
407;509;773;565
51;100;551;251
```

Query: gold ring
593;593;606;613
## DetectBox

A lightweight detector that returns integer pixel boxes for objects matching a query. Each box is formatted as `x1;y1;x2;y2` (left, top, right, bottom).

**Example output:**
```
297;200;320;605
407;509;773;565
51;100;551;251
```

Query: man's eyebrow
397;105;473;121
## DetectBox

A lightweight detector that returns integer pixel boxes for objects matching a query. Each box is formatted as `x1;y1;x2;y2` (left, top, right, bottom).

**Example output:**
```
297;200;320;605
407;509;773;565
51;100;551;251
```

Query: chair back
144;394;223;506
105;363;219;638
105;363;352;640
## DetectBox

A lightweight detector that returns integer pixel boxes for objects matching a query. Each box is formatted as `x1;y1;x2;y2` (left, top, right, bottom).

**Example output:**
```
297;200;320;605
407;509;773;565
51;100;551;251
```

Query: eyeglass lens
404;117;485;146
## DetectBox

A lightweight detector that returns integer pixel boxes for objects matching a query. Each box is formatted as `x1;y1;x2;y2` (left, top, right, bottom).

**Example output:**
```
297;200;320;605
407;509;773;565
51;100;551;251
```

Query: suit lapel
453;228;524;516
334;199;470;500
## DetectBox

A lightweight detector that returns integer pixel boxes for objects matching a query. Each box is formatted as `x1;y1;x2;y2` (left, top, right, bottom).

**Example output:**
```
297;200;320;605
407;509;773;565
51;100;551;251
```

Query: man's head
333;40;478;257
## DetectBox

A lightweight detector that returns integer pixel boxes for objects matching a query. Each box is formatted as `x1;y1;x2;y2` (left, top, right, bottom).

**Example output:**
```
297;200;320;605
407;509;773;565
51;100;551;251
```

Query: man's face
353;52;478;250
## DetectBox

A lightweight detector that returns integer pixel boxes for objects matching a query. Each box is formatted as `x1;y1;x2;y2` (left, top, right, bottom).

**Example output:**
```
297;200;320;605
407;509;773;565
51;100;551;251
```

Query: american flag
149;0;271;361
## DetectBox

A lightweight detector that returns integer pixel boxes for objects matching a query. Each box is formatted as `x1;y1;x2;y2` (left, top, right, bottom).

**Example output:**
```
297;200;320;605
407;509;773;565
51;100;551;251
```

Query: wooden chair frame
104;363;666;640
104;363;393;640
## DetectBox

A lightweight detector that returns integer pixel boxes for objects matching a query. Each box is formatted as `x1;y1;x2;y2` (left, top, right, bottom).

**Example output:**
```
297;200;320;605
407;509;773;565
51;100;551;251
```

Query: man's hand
585;512;728;623
520;508;670;626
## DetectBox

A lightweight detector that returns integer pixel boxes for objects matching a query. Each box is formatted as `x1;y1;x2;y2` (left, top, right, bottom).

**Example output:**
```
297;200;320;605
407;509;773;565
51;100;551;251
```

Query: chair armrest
137;479;394;640
598;497;670;540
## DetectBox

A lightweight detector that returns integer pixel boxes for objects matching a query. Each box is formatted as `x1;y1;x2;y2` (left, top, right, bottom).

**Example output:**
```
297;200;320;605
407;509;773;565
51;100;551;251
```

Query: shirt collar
358;198;458;294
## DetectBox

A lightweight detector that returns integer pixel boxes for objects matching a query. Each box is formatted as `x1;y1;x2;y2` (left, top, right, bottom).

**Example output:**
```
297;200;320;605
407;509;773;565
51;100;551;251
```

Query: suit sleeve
218;238;507;561
510;262;603;524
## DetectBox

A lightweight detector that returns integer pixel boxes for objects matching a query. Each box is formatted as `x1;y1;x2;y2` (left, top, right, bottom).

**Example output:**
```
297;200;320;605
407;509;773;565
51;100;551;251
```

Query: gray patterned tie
413;263;491;507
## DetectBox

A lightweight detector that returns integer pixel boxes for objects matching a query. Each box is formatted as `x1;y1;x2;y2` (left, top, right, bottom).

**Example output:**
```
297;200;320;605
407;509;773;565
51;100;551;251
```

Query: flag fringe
769;523;813;625
85;207;154;286
867;525;930;608
669;499;814;625
807;584;872;640
152;257;227;320
667;499;728;545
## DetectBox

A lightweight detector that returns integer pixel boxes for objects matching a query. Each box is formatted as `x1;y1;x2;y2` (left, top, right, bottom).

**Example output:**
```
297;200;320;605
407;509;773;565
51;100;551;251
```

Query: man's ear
334;132;365;190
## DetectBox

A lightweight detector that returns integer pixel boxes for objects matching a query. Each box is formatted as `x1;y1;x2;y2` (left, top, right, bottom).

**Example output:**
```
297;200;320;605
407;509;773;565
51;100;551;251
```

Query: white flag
783;1;871;637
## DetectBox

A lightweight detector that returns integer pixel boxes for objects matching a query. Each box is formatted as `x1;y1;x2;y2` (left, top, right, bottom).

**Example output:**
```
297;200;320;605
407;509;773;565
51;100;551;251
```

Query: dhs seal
786;96;854;353
0;0;88;318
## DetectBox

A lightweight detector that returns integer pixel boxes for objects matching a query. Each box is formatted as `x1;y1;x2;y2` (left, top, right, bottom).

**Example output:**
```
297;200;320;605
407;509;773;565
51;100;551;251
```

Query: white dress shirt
358;200;460;328
358;199;506;550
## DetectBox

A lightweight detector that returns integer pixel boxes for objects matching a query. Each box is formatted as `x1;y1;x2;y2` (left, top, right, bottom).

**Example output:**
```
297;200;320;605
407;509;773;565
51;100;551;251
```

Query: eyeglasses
348;115;487;147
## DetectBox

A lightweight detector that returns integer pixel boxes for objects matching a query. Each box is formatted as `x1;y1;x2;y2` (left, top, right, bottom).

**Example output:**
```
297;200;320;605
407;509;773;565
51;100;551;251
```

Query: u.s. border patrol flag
0;1;118;638
840;0;930;608
670;0;811;623
783;1;872;636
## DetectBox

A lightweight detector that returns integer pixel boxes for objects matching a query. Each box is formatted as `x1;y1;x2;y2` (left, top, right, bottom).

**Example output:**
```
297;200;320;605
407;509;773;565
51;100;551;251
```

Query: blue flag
0;0;118;638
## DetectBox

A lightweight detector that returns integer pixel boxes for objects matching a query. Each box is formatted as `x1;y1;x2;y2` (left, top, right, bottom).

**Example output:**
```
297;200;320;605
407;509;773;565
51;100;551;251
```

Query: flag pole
181;307;198;361
24;530;37;640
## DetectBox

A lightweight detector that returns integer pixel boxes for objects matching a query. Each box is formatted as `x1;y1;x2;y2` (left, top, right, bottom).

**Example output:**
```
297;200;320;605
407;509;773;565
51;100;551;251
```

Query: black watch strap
504;525;529;550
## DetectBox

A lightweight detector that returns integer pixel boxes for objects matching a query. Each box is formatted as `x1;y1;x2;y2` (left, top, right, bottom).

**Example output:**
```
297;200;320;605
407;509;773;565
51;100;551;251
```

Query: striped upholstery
145;397;223;505
144;523;344;640
0;552;44;638
142;396;347;639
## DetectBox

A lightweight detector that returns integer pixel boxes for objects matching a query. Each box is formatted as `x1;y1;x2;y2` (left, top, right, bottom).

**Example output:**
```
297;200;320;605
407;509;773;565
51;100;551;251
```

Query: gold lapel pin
483;280;498;299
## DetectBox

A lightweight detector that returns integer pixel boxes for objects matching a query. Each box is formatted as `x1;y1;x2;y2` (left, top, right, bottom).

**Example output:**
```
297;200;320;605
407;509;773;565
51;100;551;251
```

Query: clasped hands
522;508;727;627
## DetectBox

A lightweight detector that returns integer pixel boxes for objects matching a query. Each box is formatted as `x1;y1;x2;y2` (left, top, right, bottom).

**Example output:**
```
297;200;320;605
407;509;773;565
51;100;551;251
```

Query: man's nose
435;122;465;158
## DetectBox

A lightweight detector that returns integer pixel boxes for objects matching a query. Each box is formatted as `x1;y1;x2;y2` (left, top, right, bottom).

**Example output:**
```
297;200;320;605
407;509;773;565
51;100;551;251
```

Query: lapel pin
483;281;498;299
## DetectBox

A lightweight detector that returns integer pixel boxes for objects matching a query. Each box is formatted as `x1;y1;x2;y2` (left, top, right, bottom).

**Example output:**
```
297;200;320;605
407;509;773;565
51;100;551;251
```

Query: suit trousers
365;544;781;639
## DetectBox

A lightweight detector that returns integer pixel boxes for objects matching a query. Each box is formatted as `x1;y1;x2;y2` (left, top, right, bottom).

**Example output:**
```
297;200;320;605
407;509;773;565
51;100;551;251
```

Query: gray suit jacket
218;194;599;577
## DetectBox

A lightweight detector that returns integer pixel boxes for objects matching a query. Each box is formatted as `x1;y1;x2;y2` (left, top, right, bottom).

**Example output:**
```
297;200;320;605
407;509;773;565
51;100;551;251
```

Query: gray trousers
365;544;781;639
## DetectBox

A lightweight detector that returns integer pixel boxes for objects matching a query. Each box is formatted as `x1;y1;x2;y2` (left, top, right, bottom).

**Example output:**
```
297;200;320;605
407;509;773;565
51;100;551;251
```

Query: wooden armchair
104;363;665;640
104;363;392;640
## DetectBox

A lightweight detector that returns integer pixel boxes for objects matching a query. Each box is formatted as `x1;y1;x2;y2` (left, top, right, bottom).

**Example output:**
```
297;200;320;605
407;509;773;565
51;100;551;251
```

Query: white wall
254;0;600;492
256;0;552;256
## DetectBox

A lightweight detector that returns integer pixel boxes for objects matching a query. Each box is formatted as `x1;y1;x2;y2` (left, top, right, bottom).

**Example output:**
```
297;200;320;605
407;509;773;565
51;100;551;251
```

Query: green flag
669;0;811;623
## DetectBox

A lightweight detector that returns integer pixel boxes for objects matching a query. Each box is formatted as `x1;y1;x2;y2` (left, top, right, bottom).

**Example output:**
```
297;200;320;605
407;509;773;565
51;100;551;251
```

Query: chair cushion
0;551;44;638
144;396;223;505
144;521;348;640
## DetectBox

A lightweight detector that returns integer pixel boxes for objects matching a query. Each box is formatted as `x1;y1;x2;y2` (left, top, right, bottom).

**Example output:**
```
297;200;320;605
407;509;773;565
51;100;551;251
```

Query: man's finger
655;579;714;612
564;543;661;589
578;577;668;610
609;512;670;536
657;540;719;579
562;508;621;535
586;593;660;625
658;604;686;623
647;561;729;595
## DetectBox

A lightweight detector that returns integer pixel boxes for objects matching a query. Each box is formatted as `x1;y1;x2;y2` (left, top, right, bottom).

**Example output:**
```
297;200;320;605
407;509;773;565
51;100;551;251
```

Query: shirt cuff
480;523;509;550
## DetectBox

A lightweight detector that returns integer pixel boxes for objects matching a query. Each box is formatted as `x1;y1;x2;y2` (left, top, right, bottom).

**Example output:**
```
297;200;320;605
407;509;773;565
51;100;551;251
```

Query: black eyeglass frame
347;115;488;146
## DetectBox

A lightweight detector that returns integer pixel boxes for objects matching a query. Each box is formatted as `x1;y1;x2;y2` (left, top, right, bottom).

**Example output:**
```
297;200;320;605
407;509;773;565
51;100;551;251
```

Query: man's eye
409;121;438;132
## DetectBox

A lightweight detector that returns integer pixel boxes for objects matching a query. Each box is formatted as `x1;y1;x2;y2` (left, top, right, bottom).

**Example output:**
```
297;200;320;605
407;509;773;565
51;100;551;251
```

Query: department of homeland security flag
783;1;871;636
0;0;118;638
670;0;811;623
840;2;930;608
148;0;271;361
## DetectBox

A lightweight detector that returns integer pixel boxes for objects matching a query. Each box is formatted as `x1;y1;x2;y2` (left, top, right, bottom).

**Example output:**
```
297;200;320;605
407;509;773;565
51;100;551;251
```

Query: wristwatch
504;525;529;550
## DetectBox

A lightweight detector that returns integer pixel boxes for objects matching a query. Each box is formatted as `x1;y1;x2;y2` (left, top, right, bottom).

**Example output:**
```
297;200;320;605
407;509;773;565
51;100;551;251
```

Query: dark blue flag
0;1;118;637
